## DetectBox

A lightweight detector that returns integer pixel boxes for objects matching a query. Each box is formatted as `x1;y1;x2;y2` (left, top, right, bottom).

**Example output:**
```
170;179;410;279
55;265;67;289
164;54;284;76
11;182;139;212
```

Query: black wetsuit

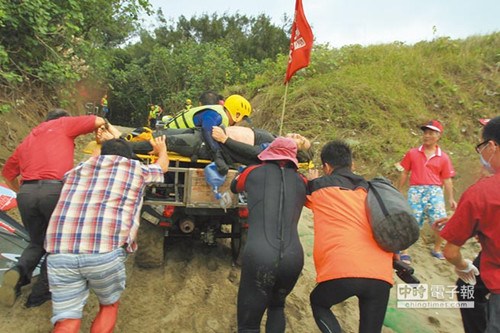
231;161;307;333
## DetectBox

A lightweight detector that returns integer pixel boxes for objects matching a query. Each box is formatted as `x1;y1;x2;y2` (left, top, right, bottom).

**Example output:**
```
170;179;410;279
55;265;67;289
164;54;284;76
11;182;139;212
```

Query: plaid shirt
45;155;164;254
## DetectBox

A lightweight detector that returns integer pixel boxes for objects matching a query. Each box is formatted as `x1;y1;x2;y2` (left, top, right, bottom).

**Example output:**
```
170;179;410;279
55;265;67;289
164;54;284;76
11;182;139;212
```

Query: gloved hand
214;150;229;176
455;259;479;285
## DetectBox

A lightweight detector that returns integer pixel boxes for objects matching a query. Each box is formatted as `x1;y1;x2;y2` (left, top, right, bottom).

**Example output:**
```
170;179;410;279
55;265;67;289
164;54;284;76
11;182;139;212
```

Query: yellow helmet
186;98;192;105
224;94;252;123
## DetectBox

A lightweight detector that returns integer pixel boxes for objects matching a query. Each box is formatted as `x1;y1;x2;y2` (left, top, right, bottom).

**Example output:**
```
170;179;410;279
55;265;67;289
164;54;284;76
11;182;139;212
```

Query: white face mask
480;154;495;174
479;143;496;174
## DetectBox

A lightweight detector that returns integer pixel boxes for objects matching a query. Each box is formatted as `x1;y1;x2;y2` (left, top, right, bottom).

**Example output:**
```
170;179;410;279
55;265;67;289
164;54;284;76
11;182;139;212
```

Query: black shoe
25;291;51;308
0;267;21;307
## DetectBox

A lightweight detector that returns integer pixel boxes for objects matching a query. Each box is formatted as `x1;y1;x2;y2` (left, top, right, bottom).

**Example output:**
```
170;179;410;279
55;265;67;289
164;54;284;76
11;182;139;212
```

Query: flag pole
281;0;313;135
279;82;289;136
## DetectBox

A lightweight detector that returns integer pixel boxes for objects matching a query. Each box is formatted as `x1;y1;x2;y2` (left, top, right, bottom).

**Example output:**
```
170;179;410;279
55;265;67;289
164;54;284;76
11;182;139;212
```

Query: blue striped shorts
47;247;128;324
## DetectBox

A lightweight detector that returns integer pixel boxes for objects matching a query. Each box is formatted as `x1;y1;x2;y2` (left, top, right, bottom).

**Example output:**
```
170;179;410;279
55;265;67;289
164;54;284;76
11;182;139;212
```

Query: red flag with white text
285;0;314;83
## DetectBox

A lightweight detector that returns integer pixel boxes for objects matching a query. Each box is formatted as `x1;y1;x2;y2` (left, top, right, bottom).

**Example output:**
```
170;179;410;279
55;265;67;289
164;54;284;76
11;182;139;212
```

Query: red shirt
2;116;97;181
400;145;455;186
440;173;500;293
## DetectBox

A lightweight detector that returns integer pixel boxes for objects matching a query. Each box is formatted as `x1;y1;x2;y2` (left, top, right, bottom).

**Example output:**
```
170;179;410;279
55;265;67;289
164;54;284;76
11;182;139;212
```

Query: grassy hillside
240;33;499;188
1;33;498;196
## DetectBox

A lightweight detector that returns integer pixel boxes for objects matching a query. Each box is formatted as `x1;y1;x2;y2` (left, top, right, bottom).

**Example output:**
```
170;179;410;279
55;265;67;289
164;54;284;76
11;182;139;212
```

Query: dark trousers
16;182;62;289
457;253;489;333
237;244;304;333
487;293;500;333
310;278;392;333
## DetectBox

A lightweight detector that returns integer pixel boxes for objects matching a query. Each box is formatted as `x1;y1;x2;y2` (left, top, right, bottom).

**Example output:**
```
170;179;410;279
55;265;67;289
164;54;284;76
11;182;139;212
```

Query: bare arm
150;136;169;173
94;116;107;129
443;178;457;210
398;170;409;192
443;242;468;270
4;177;20;192
95;122;123;143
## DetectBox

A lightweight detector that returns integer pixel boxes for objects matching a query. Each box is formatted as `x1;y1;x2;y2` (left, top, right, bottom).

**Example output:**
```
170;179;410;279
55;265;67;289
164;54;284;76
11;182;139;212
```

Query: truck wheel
135;220;165;268
231;218;247;266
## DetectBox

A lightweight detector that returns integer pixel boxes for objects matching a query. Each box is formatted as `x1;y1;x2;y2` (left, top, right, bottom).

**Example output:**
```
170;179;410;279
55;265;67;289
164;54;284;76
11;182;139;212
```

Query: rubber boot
53;319;81;333
90;301;119;333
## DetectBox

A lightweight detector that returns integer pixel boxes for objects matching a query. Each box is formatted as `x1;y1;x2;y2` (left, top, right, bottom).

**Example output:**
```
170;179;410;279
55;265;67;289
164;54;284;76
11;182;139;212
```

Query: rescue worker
307;140;394;333
100;94;109;118
185;98;192;110
231;137;307;332
148;104;162;129
165;92;252;175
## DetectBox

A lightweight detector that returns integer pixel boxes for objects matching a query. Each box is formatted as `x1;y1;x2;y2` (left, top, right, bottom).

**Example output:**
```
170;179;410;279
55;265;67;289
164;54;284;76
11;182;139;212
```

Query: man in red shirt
439;116;500;333
398;120;457;262
0;109;107;308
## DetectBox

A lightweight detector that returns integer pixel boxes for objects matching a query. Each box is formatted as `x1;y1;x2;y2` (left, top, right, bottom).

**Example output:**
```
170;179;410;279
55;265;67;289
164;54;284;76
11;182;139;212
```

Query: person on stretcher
96;124;312;166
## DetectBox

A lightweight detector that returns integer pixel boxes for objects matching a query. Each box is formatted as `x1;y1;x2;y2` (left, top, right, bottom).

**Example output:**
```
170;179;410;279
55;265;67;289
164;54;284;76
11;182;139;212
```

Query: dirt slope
0;115;479;333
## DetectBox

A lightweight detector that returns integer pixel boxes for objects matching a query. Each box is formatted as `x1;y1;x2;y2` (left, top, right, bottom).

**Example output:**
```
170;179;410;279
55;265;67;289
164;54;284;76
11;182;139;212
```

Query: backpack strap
368;181;390;217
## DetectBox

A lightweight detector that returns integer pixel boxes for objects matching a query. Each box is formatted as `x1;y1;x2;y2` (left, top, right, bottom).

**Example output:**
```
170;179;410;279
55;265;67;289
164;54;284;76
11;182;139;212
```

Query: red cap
421;120;443;133
257;137;299;168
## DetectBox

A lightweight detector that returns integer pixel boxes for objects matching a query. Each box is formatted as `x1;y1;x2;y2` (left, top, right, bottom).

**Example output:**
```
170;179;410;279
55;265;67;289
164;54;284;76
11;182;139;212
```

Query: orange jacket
306;168;394;284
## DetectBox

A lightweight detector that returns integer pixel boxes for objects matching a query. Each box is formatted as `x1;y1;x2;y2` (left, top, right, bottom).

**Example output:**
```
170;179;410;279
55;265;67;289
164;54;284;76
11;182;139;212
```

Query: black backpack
366;177;420;253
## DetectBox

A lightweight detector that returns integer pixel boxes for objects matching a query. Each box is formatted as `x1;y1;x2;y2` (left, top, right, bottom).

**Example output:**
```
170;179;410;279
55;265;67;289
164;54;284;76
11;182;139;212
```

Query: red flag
285;0;314;83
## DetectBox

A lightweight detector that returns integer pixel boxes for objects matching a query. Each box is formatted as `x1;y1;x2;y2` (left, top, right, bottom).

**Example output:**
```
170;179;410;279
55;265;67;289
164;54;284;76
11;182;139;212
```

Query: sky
145;0;499;47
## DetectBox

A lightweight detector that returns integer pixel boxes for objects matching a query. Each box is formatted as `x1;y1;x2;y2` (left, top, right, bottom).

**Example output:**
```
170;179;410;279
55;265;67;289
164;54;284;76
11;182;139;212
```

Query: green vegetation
0;2;498;189
0;0;151;89
242;34;499;183
107;12;290;124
